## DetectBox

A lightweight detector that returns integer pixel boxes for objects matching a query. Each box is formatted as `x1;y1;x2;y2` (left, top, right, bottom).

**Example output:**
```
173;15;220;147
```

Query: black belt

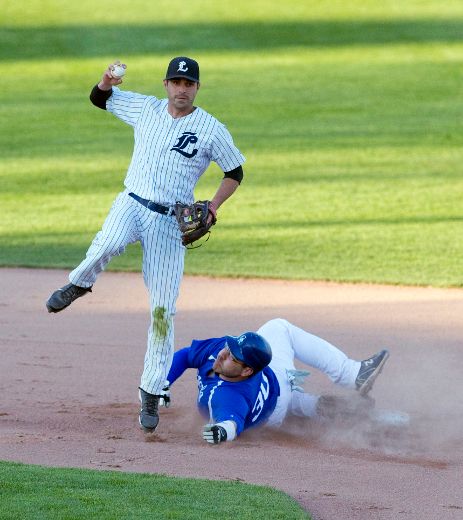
128;192;171;215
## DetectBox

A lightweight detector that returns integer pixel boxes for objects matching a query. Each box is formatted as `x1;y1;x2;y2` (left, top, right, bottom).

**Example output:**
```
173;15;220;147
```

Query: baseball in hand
110;63;127;78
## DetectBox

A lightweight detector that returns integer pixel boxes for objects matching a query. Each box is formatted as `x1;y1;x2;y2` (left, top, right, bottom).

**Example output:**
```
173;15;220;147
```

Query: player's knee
89;232;127;257
257;318;291;342
266;318;290;330
100;240;127;257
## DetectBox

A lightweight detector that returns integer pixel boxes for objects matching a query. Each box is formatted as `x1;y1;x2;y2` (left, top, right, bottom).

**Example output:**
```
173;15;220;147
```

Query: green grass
0;461;309;519
1;0;463;286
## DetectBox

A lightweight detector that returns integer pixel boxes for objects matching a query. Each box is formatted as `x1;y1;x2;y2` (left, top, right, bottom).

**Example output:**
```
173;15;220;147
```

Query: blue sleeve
210;386;249;435
166;348;191;385
188;338;225;366
167;338;224;385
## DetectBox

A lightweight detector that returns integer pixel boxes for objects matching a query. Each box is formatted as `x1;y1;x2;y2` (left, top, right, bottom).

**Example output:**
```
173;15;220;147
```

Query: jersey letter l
171;132;199;158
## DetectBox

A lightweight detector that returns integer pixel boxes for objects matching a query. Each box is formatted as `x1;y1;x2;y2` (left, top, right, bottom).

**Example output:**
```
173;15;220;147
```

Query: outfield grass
1;0;463;286
0;461;309;520
1;1;461;517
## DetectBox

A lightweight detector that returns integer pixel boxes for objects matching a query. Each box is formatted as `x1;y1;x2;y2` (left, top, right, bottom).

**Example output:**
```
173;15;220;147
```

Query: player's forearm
90;63;124;109
166;347;191;385
210;178;240;211
90;85;113;110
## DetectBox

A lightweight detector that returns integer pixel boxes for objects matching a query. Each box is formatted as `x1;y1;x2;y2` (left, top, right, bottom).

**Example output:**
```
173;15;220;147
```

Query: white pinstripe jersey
106;87;245;205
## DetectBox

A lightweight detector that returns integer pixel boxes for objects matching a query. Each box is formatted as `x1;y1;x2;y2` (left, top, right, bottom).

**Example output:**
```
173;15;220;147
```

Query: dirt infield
1;268;462;519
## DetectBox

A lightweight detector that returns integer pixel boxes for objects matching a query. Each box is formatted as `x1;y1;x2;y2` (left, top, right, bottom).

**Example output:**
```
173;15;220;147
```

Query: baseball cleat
46;283;92;313
138;388;160;433
355;349;390;396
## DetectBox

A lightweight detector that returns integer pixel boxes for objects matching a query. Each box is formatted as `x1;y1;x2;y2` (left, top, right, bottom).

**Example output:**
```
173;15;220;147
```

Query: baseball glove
173;200;217;247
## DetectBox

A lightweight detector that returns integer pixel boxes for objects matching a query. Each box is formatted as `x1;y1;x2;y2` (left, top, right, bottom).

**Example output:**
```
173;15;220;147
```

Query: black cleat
46;283;92;313
139;388;160;433
355;349;390;396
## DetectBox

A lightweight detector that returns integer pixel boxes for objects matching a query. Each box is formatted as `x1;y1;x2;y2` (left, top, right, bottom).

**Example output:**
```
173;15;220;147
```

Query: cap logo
237;334;246;345
177;61;188;72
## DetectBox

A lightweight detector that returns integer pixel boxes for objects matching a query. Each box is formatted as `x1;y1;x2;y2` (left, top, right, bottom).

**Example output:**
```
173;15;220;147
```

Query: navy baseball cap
165;56;200;82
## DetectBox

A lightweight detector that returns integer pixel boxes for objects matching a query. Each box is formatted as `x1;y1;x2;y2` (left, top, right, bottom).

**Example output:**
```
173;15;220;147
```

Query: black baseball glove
173;200;217;247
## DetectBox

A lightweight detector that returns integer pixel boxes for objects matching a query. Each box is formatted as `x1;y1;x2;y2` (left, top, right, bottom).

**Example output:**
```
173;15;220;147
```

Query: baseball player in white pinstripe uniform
46;57;245;433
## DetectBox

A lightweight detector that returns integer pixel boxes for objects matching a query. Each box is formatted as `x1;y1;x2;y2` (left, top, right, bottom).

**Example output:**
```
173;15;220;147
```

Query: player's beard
173;95;194;112
213;359;243;380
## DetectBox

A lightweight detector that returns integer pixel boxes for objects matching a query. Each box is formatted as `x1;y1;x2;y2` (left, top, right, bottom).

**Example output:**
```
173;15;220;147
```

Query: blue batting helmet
226;332;272;373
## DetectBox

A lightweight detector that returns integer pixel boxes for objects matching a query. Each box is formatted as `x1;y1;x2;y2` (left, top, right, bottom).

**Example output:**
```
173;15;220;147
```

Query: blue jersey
167;337;280;436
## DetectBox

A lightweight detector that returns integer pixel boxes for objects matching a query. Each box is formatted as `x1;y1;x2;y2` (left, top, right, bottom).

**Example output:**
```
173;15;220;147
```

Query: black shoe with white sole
355;349;390;396
139;388;160;433
46;283;92;313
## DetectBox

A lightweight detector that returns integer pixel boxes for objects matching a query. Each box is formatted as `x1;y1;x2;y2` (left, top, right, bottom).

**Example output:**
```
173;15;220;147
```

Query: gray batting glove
202;424;227;444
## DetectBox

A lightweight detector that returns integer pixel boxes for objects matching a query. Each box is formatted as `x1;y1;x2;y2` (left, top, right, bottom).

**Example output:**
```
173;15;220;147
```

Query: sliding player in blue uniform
160;318;389;444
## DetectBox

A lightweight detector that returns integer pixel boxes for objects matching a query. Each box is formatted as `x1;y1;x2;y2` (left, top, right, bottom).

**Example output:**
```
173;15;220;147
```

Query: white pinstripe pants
69;189;185;394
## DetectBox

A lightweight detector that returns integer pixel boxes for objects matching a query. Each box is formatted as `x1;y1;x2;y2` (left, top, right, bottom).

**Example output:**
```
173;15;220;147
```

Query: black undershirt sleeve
223;165;244;184
89;84;113;110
